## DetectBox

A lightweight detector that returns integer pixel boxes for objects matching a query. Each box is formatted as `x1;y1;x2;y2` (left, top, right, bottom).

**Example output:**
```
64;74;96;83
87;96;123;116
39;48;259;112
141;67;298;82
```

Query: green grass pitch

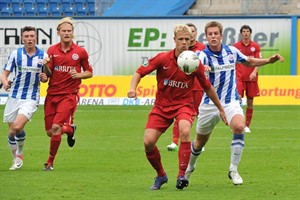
0;105;299;199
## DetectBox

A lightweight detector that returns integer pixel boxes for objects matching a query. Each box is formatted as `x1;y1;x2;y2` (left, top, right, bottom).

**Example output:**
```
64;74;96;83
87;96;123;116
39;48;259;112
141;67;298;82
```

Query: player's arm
42;57;52;77
204;86;228;125
243;54;284;67
127;72;142;98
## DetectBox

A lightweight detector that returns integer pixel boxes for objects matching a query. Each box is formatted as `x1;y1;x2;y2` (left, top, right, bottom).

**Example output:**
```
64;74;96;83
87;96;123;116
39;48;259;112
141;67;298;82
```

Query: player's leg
145;110;170;190
245;97;254;132
227;102;245;185
245;81;260;132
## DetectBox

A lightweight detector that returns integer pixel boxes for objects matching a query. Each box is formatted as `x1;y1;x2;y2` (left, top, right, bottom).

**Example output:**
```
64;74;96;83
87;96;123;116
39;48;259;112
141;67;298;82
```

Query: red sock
48;134;62;164
146;146;166;177
246;108;253;127
178;141;191;177
172;121;179;145
62;124;73;135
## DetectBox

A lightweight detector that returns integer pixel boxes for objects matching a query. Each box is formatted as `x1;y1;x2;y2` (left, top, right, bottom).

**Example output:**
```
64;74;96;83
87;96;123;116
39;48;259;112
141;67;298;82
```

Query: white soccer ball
177;50;200;75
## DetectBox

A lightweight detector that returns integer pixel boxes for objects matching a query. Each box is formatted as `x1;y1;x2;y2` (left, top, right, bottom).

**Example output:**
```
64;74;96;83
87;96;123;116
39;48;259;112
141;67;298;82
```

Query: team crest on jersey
251;47;256;52
72;54;79;61
38;59;43;65
228;54;234;61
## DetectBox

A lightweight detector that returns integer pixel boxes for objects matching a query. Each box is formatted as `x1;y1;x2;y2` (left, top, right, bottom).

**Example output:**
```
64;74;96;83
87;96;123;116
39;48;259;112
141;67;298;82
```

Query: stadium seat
26;7;38;16
13;7;25;16
0;2;7;9
64;6;76;16
1;7;13;16
77;7;89;16
49;0;60;9
61;0;74;8
74;0;85;8
50;6;63;17
11;0;22;9
38;6;50;16
36;0;48;9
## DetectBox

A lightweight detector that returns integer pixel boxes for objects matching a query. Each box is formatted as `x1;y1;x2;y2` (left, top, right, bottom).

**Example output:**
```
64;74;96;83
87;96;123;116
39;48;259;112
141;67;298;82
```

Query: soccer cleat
14;154;23;170
167;142;178;151
228;171;243;185
150;175;168;190
43;162;54;171
9;160;17;171
67;125;76;147
244;126;251;133
176;176;189;190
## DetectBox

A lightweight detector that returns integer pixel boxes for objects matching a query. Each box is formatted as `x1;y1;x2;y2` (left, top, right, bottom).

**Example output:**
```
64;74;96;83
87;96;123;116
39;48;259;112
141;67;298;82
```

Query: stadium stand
102;0;197;16
187;0;300;15
0;0;114;17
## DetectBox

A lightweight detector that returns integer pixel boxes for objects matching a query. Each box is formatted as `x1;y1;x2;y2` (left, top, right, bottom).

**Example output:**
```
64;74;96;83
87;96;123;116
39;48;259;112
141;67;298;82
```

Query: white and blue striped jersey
3;46;48;101
198;44;248;105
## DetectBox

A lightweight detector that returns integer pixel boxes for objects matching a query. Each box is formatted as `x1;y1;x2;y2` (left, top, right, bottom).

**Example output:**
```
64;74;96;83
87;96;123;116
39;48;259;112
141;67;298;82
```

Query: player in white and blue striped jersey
1;26;49;170
183;21;284;187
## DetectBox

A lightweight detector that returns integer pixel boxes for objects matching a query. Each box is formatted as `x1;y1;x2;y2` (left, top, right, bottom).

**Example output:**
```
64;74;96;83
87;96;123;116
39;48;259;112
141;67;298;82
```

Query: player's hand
39;73;48;83
43;57;51;65
269;54;284;63
127;89;137;99
3;80;12;91
219;110;228;125
69;68;79;79
204;65;211;72
249;73;256;81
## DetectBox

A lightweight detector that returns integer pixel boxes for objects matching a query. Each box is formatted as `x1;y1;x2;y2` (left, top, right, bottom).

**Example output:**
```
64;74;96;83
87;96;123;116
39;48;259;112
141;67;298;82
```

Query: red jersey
189;41;206;91
47;42;93;95
136;49;211;107
233;40;261;81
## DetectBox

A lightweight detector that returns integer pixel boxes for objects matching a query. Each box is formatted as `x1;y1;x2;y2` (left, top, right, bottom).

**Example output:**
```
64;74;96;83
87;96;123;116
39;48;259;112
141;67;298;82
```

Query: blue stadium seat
74;0;85;8
77;7;89;16
49;0;60;9
50;6;63;17
36;0;48;9
1;7;13;16
11;0;22;9
13;7;25;17
64;6;76;16
0;2;7;9
61;0;74;8
38;6;50;16
26;7;38;16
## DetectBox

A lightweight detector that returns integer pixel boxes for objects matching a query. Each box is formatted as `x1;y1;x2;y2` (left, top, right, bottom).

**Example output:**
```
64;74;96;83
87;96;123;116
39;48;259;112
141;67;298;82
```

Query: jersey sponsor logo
211;64;235;72
72;54;79;61
54;65;74;72
164;79;189;89
18;66;40;72
52;55;60;58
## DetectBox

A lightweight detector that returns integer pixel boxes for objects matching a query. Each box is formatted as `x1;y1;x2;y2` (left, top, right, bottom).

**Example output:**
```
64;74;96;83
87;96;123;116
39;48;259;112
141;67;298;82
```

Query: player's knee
232;124;244;133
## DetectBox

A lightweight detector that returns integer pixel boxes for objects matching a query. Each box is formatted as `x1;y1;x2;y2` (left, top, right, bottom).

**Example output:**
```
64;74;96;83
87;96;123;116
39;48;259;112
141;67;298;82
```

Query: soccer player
167;23;206;151
42;17;93;171
1;26;48;170
182;21;284;187
127;24;227;190
233;25;262;133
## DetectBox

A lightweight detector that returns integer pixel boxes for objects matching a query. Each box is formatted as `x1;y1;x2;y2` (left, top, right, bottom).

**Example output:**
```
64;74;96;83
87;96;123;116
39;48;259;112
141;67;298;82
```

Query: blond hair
57;17;74;31
173;24;192;37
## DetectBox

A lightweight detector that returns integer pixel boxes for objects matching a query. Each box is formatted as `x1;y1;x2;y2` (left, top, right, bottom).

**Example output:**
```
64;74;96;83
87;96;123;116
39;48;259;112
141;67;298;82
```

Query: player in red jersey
127;24;227;190
42;17;93;170
167;23;206;151
233;25;262;133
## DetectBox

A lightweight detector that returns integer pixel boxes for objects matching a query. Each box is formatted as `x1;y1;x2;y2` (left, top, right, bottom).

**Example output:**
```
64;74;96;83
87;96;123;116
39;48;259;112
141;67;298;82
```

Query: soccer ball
177;50;200;75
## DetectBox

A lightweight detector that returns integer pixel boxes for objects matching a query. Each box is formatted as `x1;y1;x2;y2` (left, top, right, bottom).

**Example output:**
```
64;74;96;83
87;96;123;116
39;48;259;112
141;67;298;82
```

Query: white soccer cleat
228;171;243;185
14;154;23;170
167;142;178;151
9;160;17;170
244;126;251;133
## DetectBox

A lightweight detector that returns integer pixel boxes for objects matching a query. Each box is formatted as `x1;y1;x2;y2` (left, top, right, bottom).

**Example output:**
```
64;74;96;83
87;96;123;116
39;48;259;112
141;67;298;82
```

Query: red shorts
193;89;203;115
237;80;260;98
44;93;79;130
145;104;196;133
